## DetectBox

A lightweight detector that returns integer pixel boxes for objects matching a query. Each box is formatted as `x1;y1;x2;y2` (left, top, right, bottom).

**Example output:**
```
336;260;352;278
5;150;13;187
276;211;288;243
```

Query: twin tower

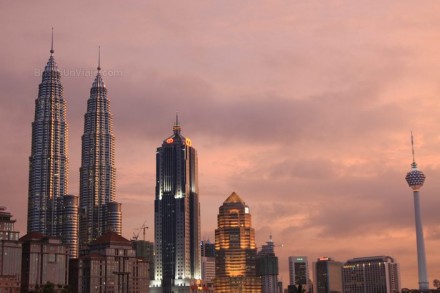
27;36;202;292
27;41;121;258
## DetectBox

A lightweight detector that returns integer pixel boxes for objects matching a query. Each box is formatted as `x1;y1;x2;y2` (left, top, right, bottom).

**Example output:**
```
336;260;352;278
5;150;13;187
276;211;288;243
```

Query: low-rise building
70;231;149;293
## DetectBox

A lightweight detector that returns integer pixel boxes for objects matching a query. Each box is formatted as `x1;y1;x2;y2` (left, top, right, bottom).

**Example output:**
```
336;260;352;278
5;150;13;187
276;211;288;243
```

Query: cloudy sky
2;1;440;288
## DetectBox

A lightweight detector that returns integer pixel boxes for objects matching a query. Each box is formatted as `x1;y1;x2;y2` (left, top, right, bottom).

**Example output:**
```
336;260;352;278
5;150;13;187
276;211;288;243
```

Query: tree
41;281;55;293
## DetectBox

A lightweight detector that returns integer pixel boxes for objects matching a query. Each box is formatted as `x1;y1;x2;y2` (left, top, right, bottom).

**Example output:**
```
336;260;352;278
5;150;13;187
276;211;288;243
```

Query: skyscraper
214;192;261;293
151;117;201;293
256;235;279;293
405;134;429;291
79;49;121;251
313;257;342;293
342;256;400;293
27;32;68;238
289;256;311;292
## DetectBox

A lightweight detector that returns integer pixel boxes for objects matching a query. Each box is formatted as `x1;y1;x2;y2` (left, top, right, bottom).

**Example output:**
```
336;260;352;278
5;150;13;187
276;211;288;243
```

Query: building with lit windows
289;256;311;293
313;257;342;293
79;51;122;251
150;117;201;293
214;192;261;293
27;35;75;255
342;256;400;293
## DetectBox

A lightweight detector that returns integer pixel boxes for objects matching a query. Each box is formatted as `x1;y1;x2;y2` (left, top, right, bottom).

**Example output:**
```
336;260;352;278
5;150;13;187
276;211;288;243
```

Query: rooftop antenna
50;27;54;55
411;131;416;163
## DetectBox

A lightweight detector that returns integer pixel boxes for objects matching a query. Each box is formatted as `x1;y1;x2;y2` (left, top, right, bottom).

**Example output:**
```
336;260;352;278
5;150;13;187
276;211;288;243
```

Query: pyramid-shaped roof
224;192;245;204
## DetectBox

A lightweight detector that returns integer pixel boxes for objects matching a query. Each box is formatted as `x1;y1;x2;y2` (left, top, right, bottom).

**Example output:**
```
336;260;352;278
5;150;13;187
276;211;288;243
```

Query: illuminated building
289;256;311;293
151;117;201;293
27;31;69;238
70;232;149;293
256;235;279;293
342;256;400;293
313;257;342;293
405;134;429;292
0;207;21;280
20;232;69;292
79;49;122;251
214;192;261;293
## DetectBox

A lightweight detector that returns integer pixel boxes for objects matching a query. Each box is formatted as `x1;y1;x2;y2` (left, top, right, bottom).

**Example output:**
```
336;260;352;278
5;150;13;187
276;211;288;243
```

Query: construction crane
132;221;149;241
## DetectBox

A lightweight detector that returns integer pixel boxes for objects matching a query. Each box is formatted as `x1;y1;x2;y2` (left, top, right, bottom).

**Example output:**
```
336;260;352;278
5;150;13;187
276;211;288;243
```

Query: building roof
19;232;45;242
91;231;131;246
224;192;245;204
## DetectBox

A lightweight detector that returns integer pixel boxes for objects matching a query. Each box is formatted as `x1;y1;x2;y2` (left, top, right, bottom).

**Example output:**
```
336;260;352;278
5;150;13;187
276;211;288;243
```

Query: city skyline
1;1;440;289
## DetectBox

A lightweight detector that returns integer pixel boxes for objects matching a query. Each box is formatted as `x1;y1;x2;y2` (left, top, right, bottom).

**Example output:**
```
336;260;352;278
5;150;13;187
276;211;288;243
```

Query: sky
1;1;440;289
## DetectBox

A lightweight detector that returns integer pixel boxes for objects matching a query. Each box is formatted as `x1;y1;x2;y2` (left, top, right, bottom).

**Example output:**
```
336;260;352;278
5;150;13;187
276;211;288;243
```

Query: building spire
173;112;181;134
97;46;101;71
50;27;54;55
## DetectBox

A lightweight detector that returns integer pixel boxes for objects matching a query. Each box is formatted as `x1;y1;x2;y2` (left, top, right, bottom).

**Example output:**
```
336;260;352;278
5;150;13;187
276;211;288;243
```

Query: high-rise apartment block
214;192;261;293
342;256;400;293
289;256;311;292
79;53;122;251
151;117;201;292
313;257;342;293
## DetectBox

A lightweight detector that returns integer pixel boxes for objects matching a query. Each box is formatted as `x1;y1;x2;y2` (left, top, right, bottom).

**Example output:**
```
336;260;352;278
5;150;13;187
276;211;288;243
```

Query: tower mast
405;133;429;291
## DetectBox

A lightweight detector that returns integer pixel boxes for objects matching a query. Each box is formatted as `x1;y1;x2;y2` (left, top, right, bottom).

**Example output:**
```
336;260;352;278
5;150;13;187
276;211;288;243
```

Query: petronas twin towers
27;37;121;257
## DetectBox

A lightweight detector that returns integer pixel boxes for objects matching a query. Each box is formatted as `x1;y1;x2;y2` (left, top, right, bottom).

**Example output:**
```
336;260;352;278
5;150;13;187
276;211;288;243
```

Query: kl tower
405;133;429;291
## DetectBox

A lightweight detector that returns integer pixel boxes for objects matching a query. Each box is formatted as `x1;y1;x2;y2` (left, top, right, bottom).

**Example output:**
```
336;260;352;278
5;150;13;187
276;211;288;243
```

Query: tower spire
173;112;181;134
50;27;54;55
97;46;101;71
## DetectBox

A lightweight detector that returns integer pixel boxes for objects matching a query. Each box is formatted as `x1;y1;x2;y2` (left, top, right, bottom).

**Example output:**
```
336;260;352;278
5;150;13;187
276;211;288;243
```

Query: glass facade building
151;118;201;293
79;60;121;251
27;46;69;238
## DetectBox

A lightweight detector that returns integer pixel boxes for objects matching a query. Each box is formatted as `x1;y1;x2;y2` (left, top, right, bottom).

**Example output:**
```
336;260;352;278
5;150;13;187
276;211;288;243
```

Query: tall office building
151;117;201;293
313;257;342;293
405;134;429;292
79;50;122;251
26;34;78;257
256;235;279;293
342;256;400;293
27;32;69;238
214;192;261;293
289;256;311;292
